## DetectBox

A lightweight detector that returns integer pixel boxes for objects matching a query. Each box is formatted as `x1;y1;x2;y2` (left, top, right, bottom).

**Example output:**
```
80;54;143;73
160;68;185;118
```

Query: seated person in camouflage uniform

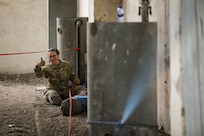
34;48;80;106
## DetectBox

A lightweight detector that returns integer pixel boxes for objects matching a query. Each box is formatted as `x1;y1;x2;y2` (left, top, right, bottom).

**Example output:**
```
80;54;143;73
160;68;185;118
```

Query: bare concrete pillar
48;0;77;48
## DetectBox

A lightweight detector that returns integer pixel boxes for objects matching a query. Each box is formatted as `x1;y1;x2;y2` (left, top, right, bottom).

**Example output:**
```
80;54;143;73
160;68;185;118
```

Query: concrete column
77;0;89;17
48;0;77;48
181;0;204;135
169;0;186;136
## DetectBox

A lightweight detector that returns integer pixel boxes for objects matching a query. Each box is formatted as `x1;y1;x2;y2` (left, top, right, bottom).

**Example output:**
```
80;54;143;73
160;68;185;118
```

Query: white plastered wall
169;0;186;136
0;0;90;74
0;0;48;74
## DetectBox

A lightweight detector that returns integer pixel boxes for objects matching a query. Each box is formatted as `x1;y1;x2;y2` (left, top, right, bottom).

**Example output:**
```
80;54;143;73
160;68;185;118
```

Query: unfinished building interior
0;0;203;136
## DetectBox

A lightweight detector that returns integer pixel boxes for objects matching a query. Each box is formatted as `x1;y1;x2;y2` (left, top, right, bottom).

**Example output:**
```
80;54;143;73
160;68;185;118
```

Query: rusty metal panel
48;0;77;48
56;17;88;83
87;22;157;136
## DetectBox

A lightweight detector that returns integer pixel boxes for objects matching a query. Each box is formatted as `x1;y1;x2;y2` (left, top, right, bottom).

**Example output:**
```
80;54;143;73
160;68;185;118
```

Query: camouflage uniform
34;59;79;106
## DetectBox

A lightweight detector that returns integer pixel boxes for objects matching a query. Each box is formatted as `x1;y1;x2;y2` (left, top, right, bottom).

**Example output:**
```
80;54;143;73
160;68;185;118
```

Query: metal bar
75;19;82;77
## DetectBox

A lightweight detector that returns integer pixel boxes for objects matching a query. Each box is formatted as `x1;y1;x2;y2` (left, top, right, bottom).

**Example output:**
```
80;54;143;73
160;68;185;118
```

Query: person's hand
37;57;45;67
73;77;80;85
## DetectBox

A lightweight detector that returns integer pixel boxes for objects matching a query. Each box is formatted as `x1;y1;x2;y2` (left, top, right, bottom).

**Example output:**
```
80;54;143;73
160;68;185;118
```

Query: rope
0;48;80;56
0;51;46;56
68;88;72;136
50;112;62;117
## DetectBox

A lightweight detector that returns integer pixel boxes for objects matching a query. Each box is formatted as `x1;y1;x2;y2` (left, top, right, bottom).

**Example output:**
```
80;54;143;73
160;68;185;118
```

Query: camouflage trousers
43;85;87;106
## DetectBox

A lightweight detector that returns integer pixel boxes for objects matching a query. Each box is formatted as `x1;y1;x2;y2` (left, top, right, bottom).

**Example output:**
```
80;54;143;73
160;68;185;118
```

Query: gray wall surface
169;0;186;135
48;0;77;48
182;0;204;135
0;0;78;74
0;0;47;74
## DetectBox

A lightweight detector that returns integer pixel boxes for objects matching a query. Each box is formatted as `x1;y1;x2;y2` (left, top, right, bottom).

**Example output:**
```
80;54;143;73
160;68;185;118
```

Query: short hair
48;48;60;55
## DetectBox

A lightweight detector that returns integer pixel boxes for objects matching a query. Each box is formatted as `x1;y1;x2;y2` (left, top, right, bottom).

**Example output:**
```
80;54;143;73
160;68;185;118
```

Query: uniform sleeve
34;65;44;78
69;64;80;85
69;66;77;82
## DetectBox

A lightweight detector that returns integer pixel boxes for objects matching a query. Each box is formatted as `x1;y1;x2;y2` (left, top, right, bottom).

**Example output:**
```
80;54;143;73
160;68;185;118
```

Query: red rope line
0;48;80;56
0;51;46;56
50;112;62;117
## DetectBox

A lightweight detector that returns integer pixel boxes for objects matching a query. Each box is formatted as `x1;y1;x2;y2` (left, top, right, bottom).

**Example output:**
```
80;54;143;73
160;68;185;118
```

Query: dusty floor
0;73;171;136
0;74;87;136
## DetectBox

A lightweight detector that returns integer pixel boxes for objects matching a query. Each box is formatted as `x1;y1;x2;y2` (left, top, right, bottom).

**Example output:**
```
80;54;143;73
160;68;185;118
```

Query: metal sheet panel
48;0;77;48
57;17;88;83
87;22;157;136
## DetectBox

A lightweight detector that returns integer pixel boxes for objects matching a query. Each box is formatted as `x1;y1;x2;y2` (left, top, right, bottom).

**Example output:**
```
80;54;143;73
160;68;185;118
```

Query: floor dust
0;74;87;136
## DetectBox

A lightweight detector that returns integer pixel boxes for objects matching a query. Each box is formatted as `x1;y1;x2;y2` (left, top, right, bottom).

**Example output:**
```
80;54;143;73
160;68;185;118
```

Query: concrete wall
151;0;171;134
169;1;186;136
48;0;77;48
2;0;202;135
0;0;89;74
0;0;172;134
0;0;47;74
181;0;204;135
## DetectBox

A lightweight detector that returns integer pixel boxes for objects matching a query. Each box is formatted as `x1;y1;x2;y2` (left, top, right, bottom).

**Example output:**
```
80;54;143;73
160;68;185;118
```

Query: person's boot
50;96;63;106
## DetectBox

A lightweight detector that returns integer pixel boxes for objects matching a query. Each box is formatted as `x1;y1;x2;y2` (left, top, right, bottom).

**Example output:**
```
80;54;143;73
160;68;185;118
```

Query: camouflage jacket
34;60;76;93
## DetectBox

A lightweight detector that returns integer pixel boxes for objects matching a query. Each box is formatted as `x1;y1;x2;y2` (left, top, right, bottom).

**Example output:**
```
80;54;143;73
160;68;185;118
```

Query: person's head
48;48;60;65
